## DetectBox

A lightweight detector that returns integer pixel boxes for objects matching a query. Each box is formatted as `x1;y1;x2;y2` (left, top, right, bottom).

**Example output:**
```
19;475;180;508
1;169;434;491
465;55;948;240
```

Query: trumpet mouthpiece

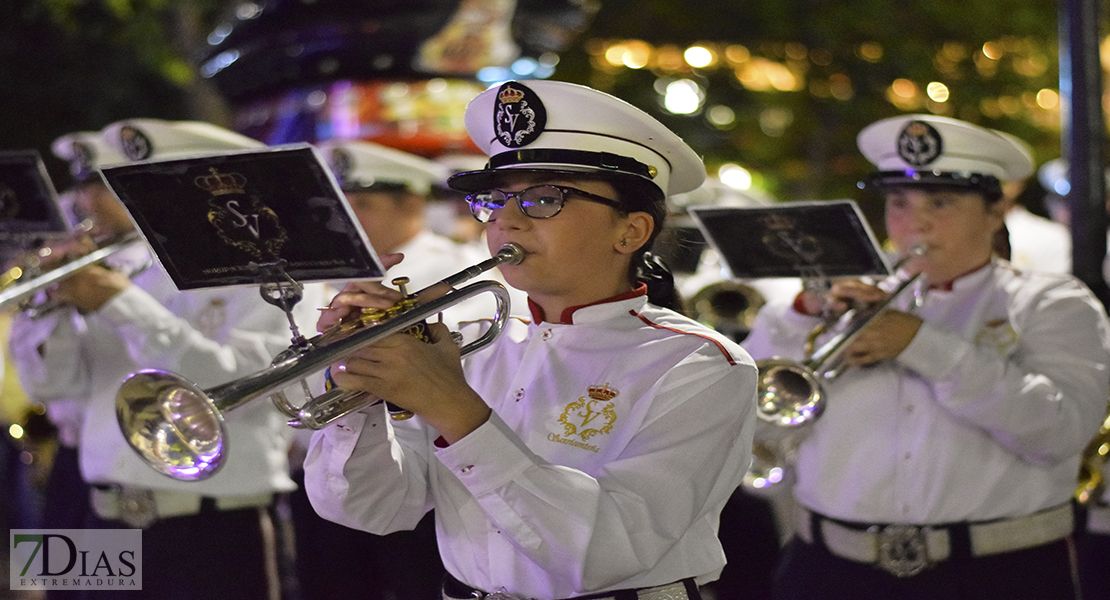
497;242;526;265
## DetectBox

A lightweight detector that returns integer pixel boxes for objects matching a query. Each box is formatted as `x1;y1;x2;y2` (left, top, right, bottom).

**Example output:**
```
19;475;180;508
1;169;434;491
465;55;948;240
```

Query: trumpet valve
391;276;412;297
359;307;388;324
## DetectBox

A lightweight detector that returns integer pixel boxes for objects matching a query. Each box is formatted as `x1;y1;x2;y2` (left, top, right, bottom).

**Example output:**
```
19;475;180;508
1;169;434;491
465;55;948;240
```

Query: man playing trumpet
744;115;1110;600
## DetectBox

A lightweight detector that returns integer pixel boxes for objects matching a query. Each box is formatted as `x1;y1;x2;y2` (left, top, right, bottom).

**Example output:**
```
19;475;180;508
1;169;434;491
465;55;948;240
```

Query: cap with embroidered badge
669;176;775;212
51;131;126;183
1037;158;1110;196
316;139;448;196
435;152;489;178
857;114;1034;195
447;80;705;201
100;118;265;162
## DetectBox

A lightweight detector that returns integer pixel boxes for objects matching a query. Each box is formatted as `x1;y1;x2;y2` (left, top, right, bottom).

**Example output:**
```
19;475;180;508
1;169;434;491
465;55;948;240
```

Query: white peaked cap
449;80;705;199
1037;157;1110;195
315;139;448;196
51;131;126;181
1038;158;1068;195
669;177;775;211
100;118;264;162
857;114;1034;186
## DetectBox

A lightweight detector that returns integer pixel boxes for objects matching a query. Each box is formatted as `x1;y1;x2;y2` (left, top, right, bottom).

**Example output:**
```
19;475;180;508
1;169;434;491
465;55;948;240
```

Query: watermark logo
9;529;142;591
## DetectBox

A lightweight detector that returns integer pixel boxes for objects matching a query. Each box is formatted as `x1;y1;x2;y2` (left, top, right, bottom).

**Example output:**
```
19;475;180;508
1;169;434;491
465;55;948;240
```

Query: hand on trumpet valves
838;309;922;367
796;279;892;318
50;263;131;314
330;319;492;444
315;252;455;334
316;253;407;333
797;278;924;367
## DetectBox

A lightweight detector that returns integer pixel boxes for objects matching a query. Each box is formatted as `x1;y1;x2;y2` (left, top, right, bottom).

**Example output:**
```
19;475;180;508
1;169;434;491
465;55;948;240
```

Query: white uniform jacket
305;291;758;599
1005;206;1072;275
9;248;325;496
743;258;1110;524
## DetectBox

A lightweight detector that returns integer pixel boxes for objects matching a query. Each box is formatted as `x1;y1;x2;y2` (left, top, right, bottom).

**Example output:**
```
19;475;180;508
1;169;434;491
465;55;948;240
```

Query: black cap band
859;170;1002;201
489;148;656;180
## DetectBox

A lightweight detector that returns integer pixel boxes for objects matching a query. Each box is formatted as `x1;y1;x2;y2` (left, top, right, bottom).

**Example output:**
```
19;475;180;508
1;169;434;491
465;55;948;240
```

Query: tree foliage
0;0;1099;205
0;0;226;185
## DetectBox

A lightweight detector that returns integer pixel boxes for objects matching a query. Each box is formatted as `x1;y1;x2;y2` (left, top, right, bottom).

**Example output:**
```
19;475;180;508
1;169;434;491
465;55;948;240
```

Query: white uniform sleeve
96;284;293;385
304;404;438;532
897;279;1110;466
8;311;91;403
741;297;820;364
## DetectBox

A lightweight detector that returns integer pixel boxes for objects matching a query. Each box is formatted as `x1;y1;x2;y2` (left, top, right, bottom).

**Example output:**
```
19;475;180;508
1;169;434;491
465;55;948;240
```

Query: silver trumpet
116;243;525;482
745;243;927;489
0;230;147;316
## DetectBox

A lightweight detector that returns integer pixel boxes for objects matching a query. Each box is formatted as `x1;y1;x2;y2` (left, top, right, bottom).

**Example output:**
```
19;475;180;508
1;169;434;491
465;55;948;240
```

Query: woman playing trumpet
304;80;758;600
744;115;1110;600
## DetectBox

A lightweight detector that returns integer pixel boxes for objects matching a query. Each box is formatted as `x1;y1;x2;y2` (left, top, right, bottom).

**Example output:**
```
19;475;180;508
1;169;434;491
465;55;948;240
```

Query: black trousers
772;535;1080;600
287;467;445;600
43;499;275;600
701;487;782;600
1077;504;1110;600
42;446;93;531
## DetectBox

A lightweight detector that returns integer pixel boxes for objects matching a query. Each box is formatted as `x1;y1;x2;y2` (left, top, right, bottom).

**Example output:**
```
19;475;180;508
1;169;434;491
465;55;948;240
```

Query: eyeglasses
466;185;625;223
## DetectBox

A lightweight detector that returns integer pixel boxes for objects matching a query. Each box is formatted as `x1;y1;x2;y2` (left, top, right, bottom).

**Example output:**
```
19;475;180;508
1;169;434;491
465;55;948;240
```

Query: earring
620;239;628;248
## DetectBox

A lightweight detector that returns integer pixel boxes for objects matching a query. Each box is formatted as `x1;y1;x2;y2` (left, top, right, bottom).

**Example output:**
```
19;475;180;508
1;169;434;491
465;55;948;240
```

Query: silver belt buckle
117;487;159;529
874;524;931;578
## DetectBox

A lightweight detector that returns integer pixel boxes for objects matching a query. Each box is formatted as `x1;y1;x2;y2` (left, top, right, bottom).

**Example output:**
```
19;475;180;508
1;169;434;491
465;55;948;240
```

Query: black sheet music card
688;200;890;280
99;144;385;290
0;150;71;242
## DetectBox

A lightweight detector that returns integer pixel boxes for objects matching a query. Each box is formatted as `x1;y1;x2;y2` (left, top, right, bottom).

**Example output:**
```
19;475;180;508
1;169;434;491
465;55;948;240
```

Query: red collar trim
926;259;991;291
528;284;648;324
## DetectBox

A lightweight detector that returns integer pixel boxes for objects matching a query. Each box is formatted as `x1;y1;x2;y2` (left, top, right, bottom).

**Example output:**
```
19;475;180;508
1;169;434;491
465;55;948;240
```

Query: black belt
442;572;700;600
796;503;1075;578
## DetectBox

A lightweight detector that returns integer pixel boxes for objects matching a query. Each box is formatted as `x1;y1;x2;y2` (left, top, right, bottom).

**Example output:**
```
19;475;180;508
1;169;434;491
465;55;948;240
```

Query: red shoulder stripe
629;310;738;366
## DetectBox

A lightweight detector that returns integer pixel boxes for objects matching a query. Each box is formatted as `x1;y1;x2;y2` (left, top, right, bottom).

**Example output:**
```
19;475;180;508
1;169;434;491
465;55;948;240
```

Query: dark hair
608;176;683;312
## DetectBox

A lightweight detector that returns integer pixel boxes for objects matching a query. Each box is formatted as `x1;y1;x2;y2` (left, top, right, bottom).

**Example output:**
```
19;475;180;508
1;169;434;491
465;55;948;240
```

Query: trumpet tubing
0;231;147;314
116;243;524;482
754;269;923;427
746;244;927;489
1077;409;1110;505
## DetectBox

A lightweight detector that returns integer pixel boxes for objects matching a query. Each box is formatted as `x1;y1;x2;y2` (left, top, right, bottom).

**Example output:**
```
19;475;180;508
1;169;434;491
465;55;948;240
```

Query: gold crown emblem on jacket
587;383;619;401
498;86;525;104
194;167;247;196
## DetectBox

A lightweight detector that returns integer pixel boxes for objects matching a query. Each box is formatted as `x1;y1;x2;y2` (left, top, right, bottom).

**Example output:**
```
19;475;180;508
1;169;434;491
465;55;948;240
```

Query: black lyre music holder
99;143;387;341
687;199;891;282
0;150;72;244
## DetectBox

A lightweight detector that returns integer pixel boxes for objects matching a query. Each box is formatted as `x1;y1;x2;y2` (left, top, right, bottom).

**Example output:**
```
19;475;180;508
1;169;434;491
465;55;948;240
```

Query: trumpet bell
116;370;227;481
687;281;765;342
755;358;825;427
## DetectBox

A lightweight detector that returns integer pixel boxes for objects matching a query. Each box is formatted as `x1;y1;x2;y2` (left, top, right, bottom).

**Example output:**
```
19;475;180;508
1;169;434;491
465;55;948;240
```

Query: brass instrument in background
745;244;927;489
0;229;147;317
116;243;524;482
687;281;765;343
1077;407;1110;505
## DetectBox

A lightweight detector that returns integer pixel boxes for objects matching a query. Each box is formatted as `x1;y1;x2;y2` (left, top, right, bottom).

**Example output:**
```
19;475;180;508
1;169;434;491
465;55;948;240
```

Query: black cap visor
860;170;1002;200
